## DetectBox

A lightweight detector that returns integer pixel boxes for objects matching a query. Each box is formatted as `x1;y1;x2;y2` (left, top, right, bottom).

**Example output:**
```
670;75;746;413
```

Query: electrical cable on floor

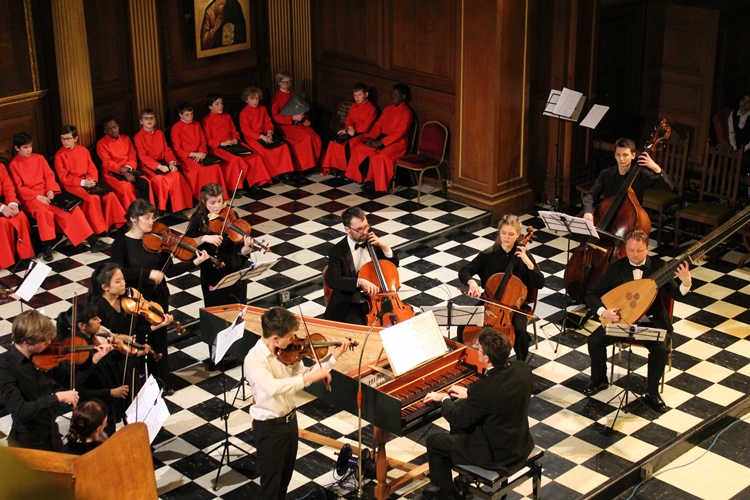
625;412;750;499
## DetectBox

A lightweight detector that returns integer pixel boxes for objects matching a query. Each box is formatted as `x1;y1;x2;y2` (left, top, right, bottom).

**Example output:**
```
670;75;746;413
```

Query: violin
208;204;271;252
275;333;358;366
143;221;224;268
94;331;162;362
32;336;94;371
462;227;534;347
564;120;670;303
120;287;186;335
358;238;415;327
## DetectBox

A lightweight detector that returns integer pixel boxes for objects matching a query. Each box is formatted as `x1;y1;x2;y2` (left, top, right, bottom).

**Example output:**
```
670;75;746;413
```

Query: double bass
462;227;534;347
564;120;671;303
358;240;414;327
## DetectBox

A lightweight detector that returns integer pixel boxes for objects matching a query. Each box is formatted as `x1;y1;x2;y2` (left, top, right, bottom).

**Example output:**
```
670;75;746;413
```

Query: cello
564;120;671;303
462;227;534;347
358;240;415;327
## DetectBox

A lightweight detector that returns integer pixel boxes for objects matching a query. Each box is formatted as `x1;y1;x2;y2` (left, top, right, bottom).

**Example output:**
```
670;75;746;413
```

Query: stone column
129;0;165;124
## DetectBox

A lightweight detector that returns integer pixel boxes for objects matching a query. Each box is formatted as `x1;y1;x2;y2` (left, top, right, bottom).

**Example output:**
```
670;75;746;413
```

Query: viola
275;333;358;366
358;238;415;327
143;221;224;268
94;332;162;362
462;227;534;347
32;336;94;371
208;204;271;252
564;120;670;303
120;287;186;335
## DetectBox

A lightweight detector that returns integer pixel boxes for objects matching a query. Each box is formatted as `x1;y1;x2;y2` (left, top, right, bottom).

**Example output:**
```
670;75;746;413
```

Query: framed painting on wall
194;0;251;58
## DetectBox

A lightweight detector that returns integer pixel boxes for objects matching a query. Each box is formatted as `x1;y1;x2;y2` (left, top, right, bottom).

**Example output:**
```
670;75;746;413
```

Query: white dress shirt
347;236;393;272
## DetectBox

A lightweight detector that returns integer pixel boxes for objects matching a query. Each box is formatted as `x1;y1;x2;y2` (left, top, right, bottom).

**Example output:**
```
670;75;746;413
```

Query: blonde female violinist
458;215;545;361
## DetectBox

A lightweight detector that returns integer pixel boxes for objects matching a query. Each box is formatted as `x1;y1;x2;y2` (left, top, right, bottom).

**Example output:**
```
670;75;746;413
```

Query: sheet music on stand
421;303;484;327
605;324;666;343
15;260;52;302
543;87;586;122
213;305;248;364
210;254;280;291
538;210;599;239
379;311;448;376
125;375;170;443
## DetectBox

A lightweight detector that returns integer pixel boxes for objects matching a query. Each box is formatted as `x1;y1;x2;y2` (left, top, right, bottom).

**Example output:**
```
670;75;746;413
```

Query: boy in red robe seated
239;86;295;184
170;101;228;199
270;70;322;183
133;109;194;215
95;116;153;209
345;84;413;195
54;124;126;238
321;82;377;176
9;133;100;262
0;161;34;269
201;93;271;194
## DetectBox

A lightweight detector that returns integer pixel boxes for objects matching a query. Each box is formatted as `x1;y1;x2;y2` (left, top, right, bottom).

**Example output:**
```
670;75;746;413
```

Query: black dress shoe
582;380;609;396
89;238;110;253
421;485;453;500
642;392;668;413
162;388;175;397
42;247;54;262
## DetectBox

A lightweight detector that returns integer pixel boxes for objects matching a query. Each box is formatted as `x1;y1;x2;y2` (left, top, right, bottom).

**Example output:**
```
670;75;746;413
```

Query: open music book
379;311;448;376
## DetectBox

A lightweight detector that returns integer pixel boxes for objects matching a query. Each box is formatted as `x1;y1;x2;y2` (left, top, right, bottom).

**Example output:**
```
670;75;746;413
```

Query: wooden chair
642;131;690;246
322;265;333;305
673;141;743;249
391;120;448;205
336;101;352;128
524;287;541;350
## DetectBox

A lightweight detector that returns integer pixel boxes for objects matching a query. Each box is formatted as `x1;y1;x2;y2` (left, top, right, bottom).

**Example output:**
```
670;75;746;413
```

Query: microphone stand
355;300;394;499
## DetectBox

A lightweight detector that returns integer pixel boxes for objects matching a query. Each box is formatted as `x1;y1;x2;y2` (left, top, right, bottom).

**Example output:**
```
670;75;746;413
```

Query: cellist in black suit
422;328;534;500
323;206;398;325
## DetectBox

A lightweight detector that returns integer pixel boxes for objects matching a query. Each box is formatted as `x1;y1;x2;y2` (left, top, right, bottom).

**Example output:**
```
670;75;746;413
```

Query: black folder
219;144;254;156
333;132;361;144
108;170;144;182
257;136;286;149
84;184;114;196
279;95;310;116
49;191;83;212
197;153;222;166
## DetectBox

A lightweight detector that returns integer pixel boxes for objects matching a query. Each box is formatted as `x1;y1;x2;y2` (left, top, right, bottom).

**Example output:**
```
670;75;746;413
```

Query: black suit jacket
585;256;682;334
323;236;398;323
441;360;534;472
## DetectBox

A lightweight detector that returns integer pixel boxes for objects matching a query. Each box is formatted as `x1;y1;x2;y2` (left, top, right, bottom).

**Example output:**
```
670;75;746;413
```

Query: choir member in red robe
170;101;228;199
201;93;271;193
321;82;377;176
9;133;98;262
270;71;322;181
0;162;34;269
133;109;194;214
345;84;413;194
54;124;126;237
95;117;153;209
239;86;295;183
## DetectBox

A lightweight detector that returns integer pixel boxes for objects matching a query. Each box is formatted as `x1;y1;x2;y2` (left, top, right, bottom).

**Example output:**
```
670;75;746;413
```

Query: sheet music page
213;308;247;363
580;104;610;129
542;89;561;117
553;87;584;118
379;311;448;376
15;261;52;302
125;375;170;443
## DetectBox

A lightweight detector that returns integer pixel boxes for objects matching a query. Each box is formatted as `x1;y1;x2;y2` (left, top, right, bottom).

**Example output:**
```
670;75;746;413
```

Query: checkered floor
2;172;750;499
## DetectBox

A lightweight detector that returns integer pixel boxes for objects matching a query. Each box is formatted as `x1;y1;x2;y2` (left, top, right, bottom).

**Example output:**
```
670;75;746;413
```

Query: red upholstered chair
712;108;733;144
391;120;448;205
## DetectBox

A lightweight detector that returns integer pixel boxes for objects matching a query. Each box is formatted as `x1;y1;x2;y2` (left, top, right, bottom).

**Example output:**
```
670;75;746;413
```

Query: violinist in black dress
111;199;209;395
458;214;545;361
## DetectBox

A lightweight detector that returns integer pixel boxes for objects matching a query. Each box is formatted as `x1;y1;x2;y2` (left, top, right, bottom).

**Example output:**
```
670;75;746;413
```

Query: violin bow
70;292;78;391
455;288;537;319
297;303;331;392
219;169;244;237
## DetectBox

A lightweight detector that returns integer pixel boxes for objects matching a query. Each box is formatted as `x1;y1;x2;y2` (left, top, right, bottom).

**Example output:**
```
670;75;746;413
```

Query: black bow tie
355;242;367;250
630;264;645;271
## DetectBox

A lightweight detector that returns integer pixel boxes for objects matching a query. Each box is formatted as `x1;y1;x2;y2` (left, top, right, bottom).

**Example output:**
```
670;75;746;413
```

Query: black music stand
420;302;484;339
537;211;599;352
210;257;279;292
605;324;666;429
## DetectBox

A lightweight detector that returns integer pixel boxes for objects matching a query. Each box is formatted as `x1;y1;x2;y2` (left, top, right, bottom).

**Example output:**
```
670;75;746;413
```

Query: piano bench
453;446;544;500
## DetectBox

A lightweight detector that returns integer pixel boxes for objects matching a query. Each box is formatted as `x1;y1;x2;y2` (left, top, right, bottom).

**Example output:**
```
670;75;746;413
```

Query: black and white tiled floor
2;173;750;499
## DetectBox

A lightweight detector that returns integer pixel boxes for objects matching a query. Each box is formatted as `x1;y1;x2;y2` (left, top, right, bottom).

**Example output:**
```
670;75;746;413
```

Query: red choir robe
0;163;34;268
9;153;94;246
170;119;228;198
95;134;155;208
133;128;194;212
345;103;413;192
321;100;377;175
238;104;294;178
201;112;271;190
54;144;126;234
270;90;322;171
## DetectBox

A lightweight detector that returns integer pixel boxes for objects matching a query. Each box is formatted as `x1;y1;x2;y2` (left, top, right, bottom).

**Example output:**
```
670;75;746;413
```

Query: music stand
210;257;279;292
206;312;252;491
605;324;666;429
537;211;599;351
420;303;484;338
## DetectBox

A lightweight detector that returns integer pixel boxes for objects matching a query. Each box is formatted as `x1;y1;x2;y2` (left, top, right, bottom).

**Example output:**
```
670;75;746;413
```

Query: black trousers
426;432;460;494
134;177;150;202
587;326;669;395
254;411;298;500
